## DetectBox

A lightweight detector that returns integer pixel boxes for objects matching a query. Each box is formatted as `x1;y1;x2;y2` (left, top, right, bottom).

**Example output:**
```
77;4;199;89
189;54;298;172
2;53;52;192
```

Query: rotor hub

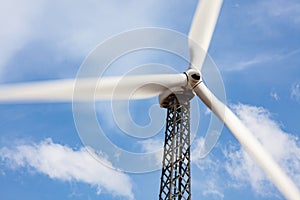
185;68;202;88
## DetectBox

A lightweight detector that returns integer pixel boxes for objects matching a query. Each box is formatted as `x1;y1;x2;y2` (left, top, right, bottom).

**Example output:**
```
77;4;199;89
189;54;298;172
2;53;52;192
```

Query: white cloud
138;138;163;166
226;104;300;196
0;139;134;200
192;104;300;199
291;82;300;102
139;138;163;153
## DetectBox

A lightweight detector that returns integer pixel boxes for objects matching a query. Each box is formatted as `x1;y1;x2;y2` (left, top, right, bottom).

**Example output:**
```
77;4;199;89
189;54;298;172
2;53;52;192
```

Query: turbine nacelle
158;69;201;108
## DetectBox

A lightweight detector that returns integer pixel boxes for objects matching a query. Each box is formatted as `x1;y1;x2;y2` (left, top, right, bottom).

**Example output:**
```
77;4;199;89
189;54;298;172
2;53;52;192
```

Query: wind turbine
0;0;299;199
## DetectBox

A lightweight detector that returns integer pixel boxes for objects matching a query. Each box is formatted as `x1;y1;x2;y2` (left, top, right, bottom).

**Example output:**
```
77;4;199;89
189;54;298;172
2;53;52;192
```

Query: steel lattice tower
159;91;192;200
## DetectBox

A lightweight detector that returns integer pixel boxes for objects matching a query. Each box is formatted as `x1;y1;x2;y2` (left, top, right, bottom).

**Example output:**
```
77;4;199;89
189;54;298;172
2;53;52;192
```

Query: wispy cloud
1;0;186;80
270;90;280;101
0;0;43;76
291;82;300;102
223;49;300;71
192;104;300;199
215;0;300;72
249;0;300;33
192;138;225;199
0;139;134;200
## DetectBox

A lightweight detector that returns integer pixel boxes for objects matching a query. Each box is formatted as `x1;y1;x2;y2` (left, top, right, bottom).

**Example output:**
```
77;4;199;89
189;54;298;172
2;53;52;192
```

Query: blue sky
0;0;300;199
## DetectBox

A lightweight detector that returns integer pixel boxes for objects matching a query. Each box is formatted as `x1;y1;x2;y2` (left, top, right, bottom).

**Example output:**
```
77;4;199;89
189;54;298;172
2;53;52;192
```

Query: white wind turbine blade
189;0;223;70
193;82;300;200
0;74;187;103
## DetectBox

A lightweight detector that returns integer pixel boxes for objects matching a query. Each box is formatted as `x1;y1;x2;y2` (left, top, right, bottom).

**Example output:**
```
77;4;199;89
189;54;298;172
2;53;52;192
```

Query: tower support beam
159;92;192;200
